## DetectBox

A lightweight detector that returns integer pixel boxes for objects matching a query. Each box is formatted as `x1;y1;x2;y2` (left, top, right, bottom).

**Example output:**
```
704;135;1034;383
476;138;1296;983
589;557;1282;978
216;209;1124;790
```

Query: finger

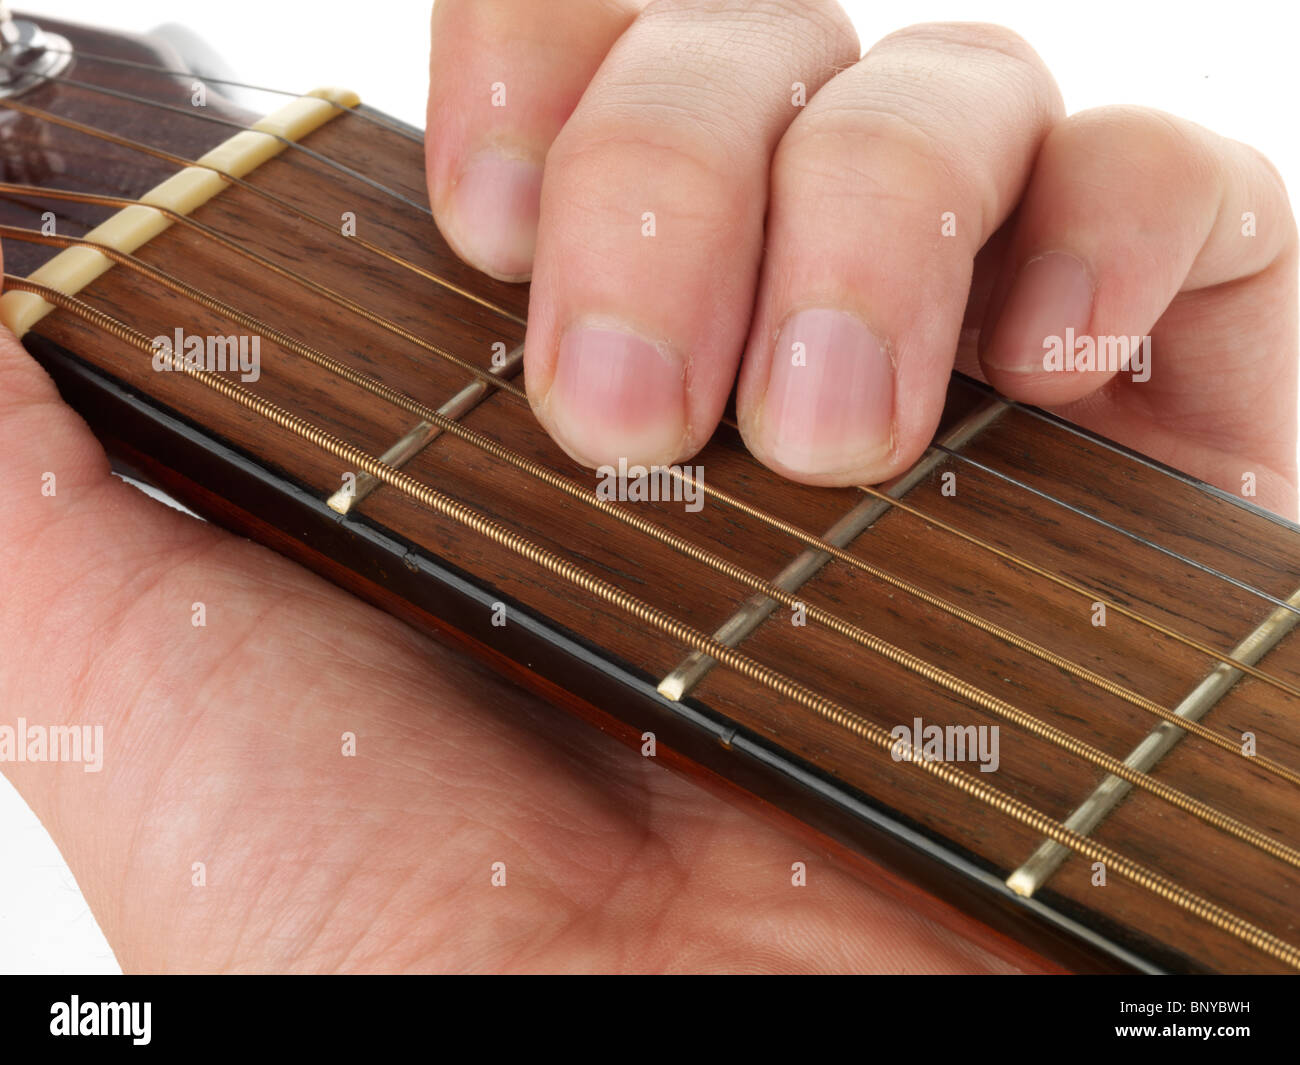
976;107;1298;510
525;0;861;470
736;23;1063;484
426;0;644;281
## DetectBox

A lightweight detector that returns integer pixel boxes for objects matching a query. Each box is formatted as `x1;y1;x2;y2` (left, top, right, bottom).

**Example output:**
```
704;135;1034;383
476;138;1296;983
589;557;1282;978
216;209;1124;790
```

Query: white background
2;0;1297;973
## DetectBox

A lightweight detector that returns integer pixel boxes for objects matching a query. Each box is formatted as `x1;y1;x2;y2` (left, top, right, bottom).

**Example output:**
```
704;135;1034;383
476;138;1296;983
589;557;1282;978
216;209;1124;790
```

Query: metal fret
1007;586;1300;898
327;344;525;514
656;398;1007;701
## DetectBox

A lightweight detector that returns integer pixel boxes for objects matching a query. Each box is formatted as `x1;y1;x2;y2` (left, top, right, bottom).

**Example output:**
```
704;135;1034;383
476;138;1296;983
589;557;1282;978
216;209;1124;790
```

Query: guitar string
1007;396;1300;534
932;443;1300;619
33;44;425;143
0;62;434;216
12;64;1300;967
854;481;1300;701
9;235;1300;876
5;178;1299;704
36;42;1298;560
6;222;1296;787
0;97;526;326
0;183;526;401
10;221;1300;785
7;91;1296;674
20;52;1296;610
653;468;1300;774
8;274;1298;971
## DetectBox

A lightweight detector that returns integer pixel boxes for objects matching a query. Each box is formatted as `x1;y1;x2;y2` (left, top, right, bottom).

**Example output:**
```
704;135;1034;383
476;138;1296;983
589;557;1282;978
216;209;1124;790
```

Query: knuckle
1055;107;1298;260
776;105;958;217
551;102;731;185
1059;106;1218;186
782;0;860;57
638;0;859;63
547;120;751;233
871;22;1062;120
1236;143;1297;230
876;21;1041;69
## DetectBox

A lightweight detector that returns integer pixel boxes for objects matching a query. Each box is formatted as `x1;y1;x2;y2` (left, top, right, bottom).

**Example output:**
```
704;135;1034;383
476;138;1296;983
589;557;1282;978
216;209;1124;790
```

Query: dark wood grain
5;14;1299;973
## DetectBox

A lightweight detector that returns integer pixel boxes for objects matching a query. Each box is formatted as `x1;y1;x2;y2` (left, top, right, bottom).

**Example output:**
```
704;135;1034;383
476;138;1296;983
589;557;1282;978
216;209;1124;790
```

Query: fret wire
19;172;1287;672
0;183;526;401
10;274;1298;971
12;47;1300;967
0;62;434;217
1008;585;1300;900
657;406;1011;704
933;442;1300;619
10;249;1300;877
7;217;1295;788
0;96;526;327
857;482;1300;701
35;44;425;143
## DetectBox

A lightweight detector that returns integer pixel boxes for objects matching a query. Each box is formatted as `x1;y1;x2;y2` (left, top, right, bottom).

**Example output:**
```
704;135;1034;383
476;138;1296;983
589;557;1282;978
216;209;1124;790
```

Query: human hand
5;2;1297;977
426;1;1298;517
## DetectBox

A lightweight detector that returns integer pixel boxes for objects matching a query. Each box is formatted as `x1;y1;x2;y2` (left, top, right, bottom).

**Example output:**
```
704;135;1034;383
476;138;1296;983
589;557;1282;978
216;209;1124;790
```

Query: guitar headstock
0;8;257;276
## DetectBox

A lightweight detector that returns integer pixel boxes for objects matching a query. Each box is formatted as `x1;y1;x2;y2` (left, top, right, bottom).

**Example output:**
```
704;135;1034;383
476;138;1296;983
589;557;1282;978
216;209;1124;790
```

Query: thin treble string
716;410;1300;700
0;96;526;327
23;54;1292;620
0;183;525;400
5;218;1288;788
9;274;1298;971
0;62;433;216
9;237;1300;875
932;443;1300;619
1003;393;1300;537
856;481;1300;700
35;45;425;143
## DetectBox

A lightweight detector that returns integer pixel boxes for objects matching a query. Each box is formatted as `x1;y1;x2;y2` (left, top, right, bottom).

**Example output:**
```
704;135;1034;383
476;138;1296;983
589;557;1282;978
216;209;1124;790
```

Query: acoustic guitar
2;8;1297;974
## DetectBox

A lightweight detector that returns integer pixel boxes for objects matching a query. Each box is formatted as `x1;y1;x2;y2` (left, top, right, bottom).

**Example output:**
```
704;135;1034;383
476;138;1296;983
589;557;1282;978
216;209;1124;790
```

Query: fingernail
446;149;542;281
983;252;1093;373
545;324;686;468
755;308;893;476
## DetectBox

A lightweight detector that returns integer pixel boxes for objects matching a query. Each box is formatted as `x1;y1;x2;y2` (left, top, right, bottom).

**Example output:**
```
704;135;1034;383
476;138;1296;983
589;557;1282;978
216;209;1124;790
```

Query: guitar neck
4;14;1300;974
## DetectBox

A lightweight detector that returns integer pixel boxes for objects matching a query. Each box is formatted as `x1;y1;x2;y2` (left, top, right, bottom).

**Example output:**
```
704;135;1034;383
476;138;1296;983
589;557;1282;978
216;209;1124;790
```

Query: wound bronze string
0;96;525;326
8;274;1299;970
5;93;1299;963
12;175;1294;704
10;215;1300;866
0;184;525;401
711;410;1300;699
